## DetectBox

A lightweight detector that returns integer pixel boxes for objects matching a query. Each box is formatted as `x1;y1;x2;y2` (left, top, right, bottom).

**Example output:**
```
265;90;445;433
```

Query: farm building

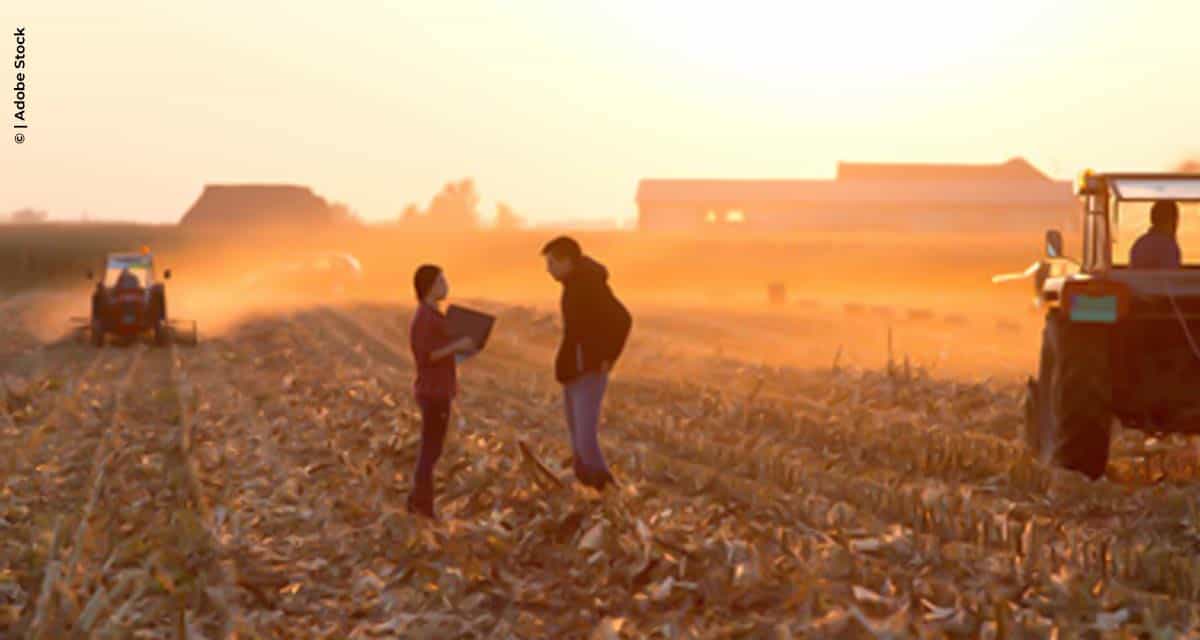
179;184;355;229
636;158;1077;232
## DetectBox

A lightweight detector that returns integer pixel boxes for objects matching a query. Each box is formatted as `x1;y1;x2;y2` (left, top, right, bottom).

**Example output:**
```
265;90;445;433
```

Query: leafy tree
7;208;48;223
425;178;480;230
400;203;422;224
494;202;524;230
328;201;361;225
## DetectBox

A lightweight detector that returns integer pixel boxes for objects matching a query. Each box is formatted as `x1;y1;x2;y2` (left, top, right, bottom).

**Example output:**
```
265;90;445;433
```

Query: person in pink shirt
407;264;475;519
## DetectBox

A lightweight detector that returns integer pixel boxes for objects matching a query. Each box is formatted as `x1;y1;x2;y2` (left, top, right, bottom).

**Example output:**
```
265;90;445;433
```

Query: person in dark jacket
407;264;475;519
542;236;632;490
1130;200;1183;269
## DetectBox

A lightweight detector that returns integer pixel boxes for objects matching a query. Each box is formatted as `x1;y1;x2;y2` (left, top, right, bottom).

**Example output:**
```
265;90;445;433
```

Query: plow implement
69;316;197;346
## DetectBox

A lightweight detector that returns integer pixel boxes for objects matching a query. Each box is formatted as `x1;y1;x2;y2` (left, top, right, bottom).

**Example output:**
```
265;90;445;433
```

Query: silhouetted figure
115;268;140;290
1130;200;1182;269
406;265;475;520
542;236;632;490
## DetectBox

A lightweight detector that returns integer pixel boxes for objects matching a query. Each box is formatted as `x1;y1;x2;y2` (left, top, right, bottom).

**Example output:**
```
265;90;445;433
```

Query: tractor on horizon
1023;170;1200;478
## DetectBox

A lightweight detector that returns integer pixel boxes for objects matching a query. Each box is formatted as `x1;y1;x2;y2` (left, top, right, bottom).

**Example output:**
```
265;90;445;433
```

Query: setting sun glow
624;2;1015;82
7;1;1200;224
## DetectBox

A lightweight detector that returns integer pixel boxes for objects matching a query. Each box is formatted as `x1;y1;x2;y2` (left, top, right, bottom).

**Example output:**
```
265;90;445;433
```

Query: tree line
397;178;524;231
2;208;49;223
4;177;525;230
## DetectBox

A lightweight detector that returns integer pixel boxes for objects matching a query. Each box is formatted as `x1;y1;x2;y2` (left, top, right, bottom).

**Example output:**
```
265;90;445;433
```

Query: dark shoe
576;466;614;491
406;493;436;520
593;470;615;491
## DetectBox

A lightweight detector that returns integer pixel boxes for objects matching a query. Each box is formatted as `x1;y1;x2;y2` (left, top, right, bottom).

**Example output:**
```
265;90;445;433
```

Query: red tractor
80;248;196;347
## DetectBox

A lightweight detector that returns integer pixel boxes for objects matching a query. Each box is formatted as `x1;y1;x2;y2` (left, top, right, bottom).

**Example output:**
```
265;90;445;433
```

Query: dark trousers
410;395;451;508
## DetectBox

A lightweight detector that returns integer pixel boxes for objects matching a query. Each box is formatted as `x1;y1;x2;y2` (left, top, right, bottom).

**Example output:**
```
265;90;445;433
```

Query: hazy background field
0;224;1048;379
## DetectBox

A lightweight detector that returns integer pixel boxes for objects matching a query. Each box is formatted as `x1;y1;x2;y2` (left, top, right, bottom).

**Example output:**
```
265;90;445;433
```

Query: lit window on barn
725;210;745;223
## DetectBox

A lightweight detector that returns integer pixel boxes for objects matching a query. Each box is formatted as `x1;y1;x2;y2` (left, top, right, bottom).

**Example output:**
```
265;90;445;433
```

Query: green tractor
1024;171;1200;478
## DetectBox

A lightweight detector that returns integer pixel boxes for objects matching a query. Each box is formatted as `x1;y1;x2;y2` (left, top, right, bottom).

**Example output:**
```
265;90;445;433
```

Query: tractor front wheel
1026;313;1113;479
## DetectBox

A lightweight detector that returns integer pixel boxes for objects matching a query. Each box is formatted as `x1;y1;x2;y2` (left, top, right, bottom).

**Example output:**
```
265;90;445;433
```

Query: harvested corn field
3;299;1200;638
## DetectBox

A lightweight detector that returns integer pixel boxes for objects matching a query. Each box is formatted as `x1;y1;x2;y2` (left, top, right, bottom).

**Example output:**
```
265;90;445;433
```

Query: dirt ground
3;283;1200;637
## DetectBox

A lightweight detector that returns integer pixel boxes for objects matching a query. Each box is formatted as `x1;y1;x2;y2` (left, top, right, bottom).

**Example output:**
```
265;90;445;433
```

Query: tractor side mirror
163;269;172;280
86;269;94;280
1045;229;1064;259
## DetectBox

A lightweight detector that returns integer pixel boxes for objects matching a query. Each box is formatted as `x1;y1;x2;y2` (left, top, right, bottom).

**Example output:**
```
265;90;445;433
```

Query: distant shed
636;158;1077;232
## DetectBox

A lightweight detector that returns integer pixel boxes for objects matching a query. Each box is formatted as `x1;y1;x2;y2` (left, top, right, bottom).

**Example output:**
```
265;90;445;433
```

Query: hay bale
996;319;1021;334
906;308;934;322
944;313;970;326
767;283;786;305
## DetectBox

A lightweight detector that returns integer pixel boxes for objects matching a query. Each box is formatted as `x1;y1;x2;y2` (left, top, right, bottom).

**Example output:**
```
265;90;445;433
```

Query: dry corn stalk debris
3;301;1200;637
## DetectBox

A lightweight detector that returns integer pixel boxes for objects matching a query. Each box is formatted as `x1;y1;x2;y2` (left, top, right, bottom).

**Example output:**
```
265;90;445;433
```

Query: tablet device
445;304;496;351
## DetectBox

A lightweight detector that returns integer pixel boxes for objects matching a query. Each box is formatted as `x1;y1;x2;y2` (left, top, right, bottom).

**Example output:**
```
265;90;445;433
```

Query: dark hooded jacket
555;255;632;384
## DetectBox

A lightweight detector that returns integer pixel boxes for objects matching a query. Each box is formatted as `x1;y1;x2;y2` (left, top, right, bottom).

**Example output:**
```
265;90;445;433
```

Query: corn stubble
2;299;1200;638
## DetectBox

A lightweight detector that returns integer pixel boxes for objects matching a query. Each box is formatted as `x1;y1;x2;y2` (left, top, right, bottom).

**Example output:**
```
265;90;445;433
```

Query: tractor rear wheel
90;319;104;348
154;321;170;347
150;287;169;347
1027;313;1113;479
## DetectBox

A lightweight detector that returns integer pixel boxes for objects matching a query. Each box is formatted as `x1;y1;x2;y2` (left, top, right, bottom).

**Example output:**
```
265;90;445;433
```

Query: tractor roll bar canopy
1111;177;1200;202
1078;171;1200;202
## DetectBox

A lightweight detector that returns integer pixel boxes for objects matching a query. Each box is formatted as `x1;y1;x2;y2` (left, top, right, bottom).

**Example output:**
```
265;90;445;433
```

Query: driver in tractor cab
115;267;140;290
1130;200;1182;269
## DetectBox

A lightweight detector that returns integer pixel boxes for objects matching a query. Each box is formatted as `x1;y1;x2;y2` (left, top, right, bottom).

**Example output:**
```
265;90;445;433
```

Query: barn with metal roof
635;158;1076;232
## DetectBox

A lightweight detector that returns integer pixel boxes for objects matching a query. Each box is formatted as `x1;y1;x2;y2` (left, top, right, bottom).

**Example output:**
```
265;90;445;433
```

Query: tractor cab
1068;172;1200;270
93;251;170;290
1040;173;1200;323
1107;182;1200;271
106;255;152;289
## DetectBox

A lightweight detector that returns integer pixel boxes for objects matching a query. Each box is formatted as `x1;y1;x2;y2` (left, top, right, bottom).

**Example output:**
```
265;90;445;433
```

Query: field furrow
2;345;140;636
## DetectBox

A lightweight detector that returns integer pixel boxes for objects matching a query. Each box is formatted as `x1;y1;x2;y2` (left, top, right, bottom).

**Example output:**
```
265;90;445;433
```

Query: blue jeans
564;371;610;482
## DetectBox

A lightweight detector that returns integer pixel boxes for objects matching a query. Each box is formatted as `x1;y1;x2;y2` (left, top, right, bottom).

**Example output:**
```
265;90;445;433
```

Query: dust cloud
191;226;1051;381
8;225;1048;379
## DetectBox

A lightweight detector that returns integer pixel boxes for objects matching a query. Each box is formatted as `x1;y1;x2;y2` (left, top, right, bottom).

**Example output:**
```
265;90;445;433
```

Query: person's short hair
413;264;442;301
1151;200;1180;228
540;236;582;261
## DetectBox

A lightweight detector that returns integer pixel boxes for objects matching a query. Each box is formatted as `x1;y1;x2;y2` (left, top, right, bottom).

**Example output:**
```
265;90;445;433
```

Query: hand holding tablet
446;305;495;361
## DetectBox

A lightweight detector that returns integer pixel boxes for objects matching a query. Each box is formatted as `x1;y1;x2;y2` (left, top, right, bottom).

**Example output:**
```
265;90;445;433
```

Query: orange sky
4;1;1199;224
